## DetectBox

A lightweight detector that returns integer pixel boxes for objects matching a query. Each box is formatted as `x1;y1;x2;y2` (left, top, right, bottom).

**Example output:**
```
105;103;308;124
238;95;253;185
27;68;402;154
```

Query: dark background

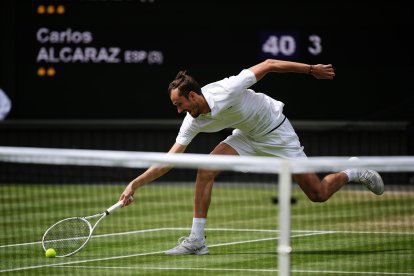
0;0;413;185
1;0;413;121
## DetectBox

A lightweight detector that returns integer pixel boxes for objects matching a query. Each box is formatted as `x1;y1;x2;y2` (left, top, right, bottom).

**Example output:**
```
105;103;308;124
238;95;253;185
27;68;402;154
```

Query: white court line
58;265;279;273
51;265;414;275
0;227;178;248
0;228;314;248
1;227;413;249
1;230;325;273
1;229;412;274
0;249;165;273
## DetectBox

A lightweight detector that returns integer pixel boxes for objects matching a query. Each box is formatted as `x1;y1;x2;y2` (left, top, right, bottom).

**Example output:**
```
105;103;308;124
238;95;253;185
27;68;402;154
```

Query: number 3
308;35;322;56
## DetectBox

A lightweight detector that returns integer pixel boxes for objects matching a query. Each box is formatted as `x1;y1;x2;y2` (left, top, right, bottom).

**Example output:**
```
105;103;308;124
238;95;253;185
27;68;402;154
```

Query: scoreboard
1;0;413;120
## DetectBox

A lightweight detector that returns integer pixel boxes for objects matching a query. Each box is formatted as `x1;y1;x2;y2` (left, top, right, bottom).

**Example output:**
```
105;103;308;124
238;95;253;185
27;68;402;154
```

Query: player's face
170;89;201;118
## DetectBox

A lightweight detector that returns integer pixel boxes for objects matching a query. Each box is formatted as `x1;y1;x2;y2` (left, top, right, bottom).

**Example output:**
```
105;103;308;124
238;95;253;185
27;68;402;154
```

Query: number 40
262;34;322;56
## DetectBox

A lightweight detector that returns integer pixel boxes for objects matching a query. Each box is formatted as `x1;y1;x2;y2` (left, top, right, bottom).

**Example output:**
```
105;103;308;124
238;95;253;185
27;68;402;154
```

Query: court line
1;227;413;249
1;229;412;274
51;265;414;275
58;265;279;273
0;231;325;273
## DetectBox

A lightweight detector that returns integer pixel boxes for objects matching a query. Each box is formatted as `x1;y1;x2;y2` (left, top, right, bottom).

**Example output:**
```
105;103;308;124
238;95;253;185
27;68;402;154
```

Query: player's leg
194;142;239;218
260;118;384;201
165;142;238;255
293;172;348;202
254;118;347;202
294;165;385;203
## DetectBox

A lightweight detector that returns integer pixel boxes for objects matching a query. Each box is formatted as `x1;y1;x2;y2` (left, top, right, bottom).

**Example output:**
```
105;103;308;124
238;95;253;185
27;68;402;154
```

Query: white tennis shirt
176;69;286;146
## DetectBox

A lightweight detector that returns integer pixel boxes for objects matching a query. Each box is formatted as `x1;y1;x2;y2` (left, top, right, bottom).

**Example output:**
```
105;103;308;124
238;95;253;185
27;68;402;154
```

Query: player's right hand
119;183;135;206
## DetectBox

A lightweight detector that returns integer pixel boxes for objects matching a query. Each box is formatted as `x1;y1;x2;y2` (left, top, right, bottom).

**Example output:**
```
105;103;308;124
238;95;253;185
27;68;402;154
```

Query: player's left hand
312;64;335;80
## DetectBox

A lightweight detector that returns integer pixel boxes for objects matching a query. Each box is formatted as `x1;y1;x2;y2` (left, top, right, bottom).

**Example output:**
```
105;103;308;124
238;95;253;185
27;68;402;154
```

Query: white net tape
0;146;414;173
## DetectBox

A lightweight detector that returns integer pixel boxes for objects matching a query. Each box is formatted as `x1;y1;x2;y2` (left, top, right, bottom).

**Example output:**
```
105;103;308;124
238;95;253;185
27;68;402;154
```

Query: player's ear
188;91;197;100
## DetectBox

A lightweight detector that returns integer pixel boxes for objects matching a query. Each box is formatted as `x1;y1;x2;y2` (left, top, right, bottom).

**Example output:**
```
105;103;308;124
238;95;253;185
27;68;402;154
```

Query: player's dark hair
168;70;202;99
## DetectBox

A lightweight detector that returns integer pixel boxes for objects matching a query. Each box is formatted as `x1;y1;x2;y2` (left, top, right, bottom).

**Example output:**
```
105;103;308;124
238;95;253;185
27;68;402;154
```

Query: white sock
343;169;359;182
343;157;360;182
190;218;206;239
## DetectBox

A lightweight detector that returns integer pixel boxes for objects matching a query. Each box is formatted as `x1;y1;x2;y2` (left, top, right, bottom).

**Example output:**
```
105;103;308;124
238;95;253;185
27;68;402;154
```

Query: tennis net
1;146;414;275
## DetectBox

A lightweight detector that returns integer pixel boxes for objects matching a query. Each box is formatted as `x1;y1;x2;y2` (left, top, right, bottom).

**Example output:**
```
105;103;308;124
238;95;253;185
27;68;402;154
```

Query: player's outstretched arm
119;142;187;206
249;59;335;81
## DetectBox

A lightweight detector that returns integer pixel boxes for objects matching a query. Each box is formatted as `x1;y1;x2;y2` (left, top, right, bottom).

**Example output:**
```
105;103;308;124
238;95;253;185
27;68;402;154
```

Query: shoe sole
164;250;209;255
164;246;209;255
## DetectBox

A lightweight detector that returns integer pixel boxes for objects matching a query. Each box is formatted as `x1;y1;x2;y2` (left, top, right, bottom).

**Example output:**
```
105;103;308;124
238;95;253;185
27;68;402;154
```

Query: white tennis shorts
223;118;307;159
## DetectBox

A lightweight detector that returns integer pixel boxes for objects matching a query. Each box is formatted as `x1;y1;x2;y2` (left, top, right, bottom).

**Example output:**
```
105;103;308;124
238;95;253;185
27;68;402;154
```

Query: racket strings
43;218;91;256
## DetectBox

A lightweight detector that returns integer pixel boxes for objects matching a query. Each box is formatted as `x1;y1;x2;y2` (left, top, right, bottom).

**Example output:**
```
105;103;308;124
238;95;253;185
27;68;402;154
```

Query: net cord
1;146;414;173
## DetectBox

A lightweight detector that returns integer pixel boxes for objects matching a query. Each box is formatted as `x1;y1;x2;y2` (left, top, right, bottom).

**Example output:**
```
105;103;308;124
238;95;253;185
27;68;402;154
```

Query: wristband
309;65;314;74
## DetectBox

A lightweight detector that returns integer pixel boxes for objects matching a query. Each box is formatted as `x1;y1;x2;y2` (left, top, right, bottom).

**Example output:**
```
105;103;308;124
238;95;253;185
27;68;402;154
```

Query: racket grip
106;201;124;215
105;196;133;215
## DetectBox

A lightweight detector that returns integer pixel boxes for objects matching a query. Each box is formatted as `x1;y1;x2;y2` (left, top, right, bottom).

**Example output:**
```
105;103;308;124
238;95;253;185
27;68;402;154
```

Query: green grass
1;183;413;275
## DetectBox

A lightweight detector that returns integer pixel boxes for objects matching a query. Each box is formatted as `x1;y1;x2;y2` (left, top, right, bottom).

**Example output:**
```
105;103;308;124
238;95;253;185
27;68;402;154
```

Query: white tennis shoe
348;157;384;195
357;168;384;195
164;235;209;255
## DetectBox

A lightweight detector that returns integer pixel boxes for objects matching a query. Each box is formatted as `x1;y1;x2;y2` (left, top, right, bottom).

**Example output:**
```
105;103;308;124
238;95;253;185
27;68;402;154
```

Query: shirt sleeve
175;114;199;146
223;69;257;93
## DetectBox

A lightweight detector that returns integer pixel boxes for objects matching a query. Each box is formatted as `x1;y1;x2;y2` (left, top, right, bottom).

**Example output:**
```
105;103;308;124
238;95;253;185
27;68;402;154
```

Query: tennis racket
41;197;133;257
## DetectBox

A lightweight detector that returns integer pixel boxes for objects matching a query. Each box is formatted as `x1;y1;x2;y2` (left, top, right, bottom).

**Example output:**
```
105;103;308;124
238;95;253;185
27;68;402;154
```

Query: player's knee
197;169;220;181
307;191;329;203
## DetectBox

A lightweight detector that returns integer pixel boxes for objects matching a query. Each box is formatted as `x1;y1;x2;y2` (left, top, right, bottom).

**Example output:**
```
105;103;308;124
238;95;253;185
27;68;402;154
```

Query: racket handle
106;201;123;215
105;196;133;215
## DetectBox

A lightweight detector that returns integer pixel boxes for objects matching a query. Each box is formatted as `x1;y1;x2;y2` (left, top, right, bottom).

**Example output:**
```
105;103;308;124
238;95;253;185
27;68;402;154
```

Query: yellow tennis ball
45;248;57;258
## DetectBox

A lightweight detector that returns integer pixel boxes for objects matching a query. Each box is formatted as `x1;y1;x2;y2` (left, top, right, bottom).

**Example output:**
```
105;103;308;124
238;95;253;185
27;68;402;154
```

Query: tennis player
119;59;384;255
